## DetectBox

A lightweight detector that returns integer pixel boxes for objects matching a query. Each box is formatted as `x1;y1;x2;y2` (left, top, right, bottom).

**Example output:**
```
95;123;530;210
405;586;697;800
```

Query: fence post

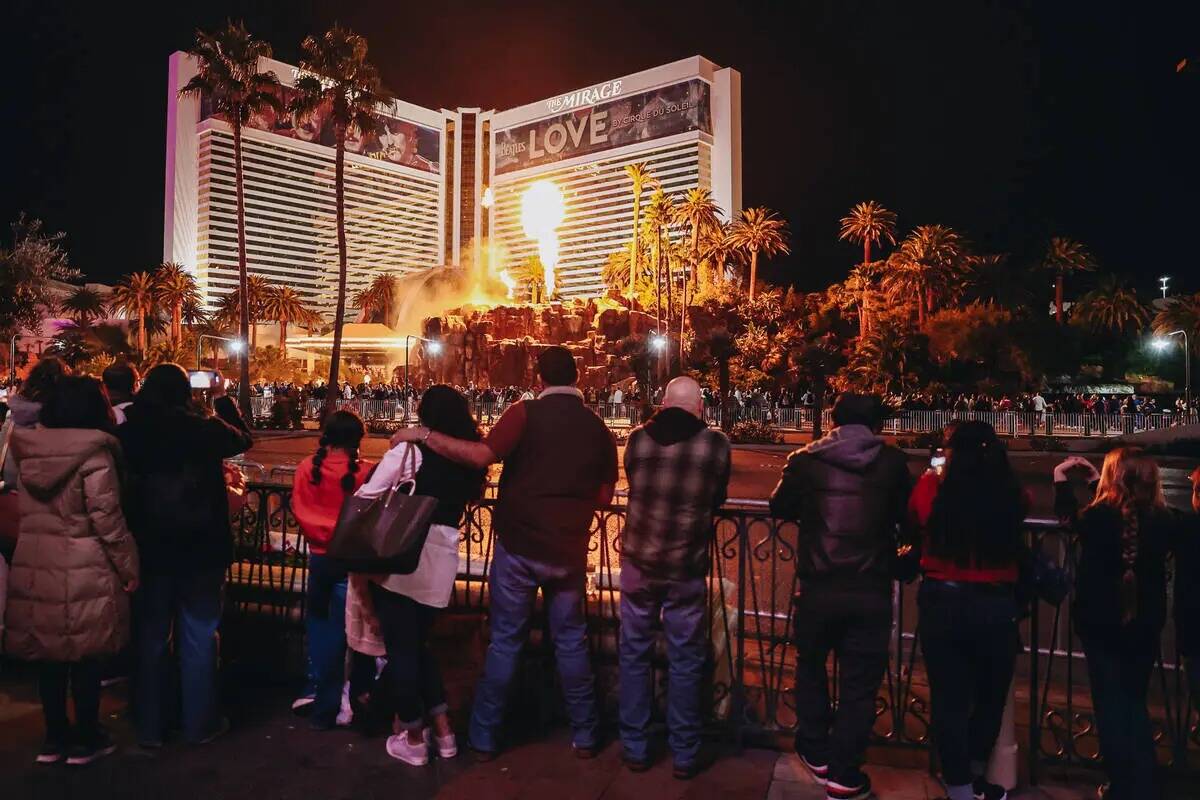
1046;413;1054;437
1027;530;1041;785
732;518;748;749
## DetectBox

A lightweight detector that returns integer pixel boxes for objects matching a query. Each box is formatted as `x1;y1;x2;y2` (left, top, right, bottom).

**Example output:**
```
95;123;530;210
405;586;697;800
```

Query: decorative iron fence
225;483;1198;783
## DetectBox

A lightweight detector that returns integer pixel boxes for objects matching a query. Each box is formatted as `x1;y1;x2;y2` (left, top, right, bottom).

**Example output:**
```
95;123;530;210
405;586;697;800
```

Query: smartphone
188;370;219;390
930;448;946;474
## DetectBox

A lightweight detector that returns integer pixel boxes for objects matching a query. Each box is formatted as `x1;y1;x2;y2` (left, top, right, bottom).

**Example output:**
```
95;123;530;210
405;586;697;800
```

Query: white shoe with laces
422;728;457;759
385;734;429;766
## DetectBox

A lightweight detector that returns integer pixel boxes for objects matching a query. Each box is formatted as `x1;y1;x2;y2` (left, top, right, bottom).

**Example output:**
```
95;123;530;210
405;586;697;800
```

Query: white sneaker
335;683;353;727
385;734;429;766
422;728;457;758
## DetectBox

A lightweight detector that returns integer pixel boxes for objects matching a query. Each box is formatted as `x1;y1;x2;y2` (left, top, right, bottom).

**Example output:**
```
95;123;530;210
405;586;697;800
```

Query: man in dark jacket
769;393;911;800
619;376;730;778
390;346;617;759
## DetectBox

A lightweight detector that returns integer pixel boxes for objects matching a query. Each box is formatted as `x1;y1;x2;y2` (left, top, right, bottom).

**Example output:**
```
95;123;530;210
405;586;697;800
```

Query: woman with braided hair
291;410;375;729
1054;448;1176;800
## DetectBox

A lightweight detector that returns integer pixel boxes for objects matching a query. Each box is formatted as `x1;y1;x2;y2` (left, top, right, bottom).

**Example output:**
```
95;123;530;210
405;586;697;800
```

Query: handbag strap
384;443;419;506
0;416;14;492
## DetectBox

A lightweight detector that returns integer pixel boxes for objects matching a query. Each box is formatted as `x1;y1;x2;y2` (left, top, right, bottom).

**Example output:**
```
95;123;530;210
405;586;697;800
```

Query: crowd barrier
223;482;1199;782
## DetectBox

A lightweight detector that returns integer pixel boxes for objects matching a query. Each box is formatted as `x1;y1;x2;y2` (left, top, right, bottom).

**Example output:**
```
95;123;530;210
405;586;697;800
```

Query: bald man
619;376;731;779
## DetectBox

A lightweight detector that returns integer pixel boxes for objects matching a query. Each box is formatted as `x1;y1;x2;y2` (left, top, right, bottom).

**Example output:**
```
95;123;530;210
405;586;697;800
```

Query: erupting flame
498;268;517;299
520;180;565;298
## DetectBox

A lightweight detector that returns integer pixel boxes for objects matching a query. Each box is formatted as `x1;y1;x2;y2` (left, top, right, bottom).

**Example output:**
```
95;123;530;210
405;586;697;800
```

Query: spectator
358;385;486;766
1181;469;1200;716
1054;449;1174;800
619;377;731;779
101;360;139;425
391;346;617;760
910;421;1025;800
4;375;139;765
769;393;912;800
1;357;69;492
290;410;375;729
118;363;253;748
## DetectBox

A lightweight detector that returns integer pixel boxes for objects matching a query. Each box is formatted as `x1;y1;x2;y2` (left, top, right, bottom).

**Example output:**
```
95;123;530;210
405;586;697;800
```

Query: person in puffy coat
4;375;139;766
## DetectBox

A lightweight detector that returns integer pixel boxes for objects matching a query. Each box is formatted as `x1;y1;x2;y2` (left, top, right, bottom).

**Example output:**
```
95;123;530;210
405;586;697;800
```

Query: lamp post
403;335;442;422
8;333;20;387
1153;329;1191;417
196;335;242;371
649;332;667;400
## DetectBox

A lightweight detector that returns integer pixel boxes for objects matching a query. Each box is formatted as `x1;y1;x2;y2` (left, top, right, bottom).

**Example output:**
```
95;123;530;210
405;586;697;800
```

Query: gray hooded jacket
769;424;912;582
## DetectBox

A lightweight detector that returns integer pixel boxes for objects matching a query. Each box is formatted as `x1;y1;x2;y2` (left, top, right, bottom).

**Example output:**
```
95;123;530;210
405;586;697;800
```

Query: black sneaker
35;739;67;765
973;777;1007;800
622;753;652;772
826;769;872;800
66;731;117;766
798;753;830;785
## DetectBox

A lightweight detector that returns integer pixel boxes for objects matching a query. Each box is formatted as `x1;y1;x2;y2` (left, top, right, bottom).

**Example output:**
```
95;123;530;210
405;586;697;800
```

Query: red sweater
291;451;374;555
908;470;1021;583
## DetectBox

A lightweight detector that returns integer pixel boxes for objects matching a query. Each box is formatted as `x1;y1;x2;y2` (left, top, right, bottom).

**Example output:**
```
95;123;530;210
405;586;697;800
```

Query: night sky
4;1;1198;296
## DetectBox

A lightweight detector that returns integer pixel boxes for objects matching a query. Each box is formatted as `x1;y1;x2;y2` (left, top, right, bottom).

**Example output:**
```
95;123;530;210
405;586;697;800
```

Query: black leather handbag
326;444;437;574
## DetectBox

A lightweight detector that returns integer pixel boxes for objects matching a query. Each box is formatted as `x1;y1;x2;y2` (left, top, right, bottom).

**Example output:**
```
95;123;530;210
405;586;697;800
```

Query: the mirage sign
494;79;711;176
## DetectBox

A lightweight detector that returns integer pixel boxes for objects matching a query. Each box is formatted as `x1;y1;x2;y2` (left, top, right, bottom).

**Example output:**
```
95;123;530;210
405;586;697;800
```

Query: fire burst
520;180;565;298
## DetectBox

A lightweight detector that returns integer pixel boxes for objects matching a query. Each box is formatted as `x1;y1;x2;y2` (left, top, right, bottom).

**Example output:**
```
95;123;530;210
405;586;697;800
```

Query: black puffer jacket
769;424;912;582
117;402;252;573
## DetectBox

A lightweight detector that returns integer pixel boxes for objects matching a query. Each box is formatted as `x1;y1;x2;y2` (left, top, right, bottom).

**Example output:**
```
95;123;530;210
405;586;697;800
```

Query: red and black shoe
825;769;872;800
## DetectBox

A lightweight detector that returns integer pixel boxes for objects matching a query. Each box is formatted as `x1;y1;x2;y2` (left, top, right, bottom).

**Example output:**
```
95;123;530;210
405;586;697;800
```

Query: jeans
305;554;348;726
38;659;102;745
469;540;597;752
135;568;225;744
918;580;1019;790
369;583;446;730
618;559;707;767
792;579;891;784
1079;627;1160;800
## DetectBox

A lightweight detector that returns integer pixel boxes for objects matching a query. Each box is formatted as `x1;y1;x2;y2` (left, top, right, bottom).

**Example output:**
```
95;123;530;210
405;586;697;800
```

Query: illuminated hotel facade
164;54;741;312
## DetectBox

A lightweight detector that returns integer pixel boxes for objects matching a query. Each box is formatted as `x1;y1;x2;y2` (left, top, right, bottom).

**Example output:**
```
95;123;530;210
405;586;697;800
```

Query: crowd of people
894;390;1193;419
1;349;1198;800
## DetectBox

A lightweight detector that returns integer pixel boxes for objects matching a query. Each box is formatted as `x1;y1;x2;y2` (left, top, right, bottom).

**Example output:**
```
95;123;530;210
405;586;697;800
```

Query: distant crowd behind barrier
243;380;1199;438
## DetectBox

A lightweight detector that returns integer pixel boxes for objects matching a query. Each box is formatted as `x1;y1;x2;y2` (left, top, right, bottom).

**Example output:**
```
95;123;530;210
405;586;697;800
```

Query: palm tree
642;188;676;330
292;27;393;416
674;188;723;290
838;201;897;337
1154;293;1200;351
153;262;200;348
180;21;281;417
110;272;157;355
261;284;314;358
883;224;966;325
727;207;791;301
624;163;653;304
844;261;885;337
1043;236;1096;324
244;274;270;348
353;273;399;325
61;286;107;326
515;255;547;303
1071;275;1148;334
697;221;740;289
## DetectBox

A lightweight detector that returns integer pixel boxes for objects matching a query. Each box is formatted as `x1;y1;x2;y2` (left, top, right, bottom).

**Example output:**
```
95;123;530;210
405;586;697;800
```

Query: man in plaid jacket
619;376;731;779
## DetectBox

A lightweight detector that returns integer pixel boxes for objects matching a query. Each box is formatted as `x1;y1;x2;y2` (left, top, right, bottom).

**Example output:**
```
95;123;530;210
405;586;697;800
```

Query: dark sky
4;0;1198;296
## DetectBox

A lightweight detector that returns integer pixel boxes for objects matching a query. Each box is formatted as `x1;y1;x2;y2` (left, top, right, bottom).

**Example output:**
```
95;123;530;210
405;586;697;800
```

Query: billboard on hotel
493;78;711;176
200;85;442;174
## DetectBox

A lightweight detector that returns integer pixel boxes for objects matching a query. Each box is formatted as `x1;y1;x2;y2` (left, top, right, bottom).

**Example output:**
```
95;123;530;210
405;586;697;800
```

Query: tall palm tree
291;26;393;416
261;284;314;358
883;224;966;325
61;286;107;326
674;188;723;290
624;163;653;304
1043;236;1096;324
838;201;897;337
727;207;790;301
1070;275;1148;334
244;274;270;349
642;188;676;330
697;221;740;288
1155;293;1200;352
110;272;158;355
353;273;399;325
153;262;200;348
844;261;885;338
515;255;547;303
180;21;282;418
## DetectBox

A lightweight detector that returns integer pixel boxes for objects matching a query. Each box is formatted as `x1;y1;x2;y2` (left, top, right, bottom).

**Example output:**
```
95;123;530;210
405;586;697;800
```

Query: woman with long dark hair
908;421;1024;800
1055;448;1174;800
290;410;375;729
354;385;486;766
117;363;252;748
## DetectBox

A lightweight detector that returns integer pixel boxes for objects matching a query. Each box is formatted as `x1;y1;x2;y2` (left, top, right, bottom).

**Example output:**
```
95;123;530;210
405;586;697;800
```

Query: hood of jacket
7;394;42;427
801;424;883;472
11;427;118;497
643;406;708;446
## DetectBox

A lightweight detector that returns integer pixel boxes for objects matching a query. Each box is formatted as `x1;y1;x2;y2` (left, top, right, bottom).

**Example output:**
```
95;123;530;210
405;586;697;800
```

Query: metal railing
223;483;1198;781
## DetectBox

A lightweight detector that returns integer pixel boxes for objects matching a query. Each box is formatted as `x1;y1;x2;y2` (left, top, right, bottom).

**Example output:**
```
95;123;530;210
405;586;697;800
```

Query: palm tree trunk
749;249;760;301
629;189;641;304
233;116;252;420
138;310;146;354
862;240;872;335
679;267;688;365
1055;275;1064;323
689;225;700;293
173;303;182;349
654;227;663;330
326;135;349;418
279;317;288;358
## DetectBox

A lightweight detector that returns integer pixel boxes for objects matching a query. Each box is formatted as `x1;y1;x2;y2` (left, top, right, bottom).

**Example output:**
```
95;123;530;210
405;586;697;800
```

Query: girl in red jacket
291;411;374;729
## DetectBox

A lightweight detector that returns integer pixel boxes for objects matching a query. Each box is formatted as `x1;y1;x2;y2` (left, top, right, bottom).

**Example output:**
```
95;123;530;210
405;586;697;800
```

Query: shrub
729;420;784;445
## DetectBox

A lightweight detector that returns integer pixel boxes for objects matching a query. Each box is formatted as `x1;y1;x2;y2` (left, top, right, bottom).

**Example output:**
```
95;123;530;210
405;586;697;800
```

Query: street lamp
8;333;20;387
1153;329;1191;415
1159;276;1171;300
647;332;667;400
196;334;243;370
403;335;442;422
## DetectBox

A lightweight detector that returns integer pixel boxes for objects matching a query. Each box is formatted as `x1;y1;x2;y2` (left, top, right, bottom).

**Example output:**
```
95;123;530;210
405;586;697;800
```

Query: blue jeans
135;568;225;744
618;559;707;768
305;554;348;726
469;540;597;752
